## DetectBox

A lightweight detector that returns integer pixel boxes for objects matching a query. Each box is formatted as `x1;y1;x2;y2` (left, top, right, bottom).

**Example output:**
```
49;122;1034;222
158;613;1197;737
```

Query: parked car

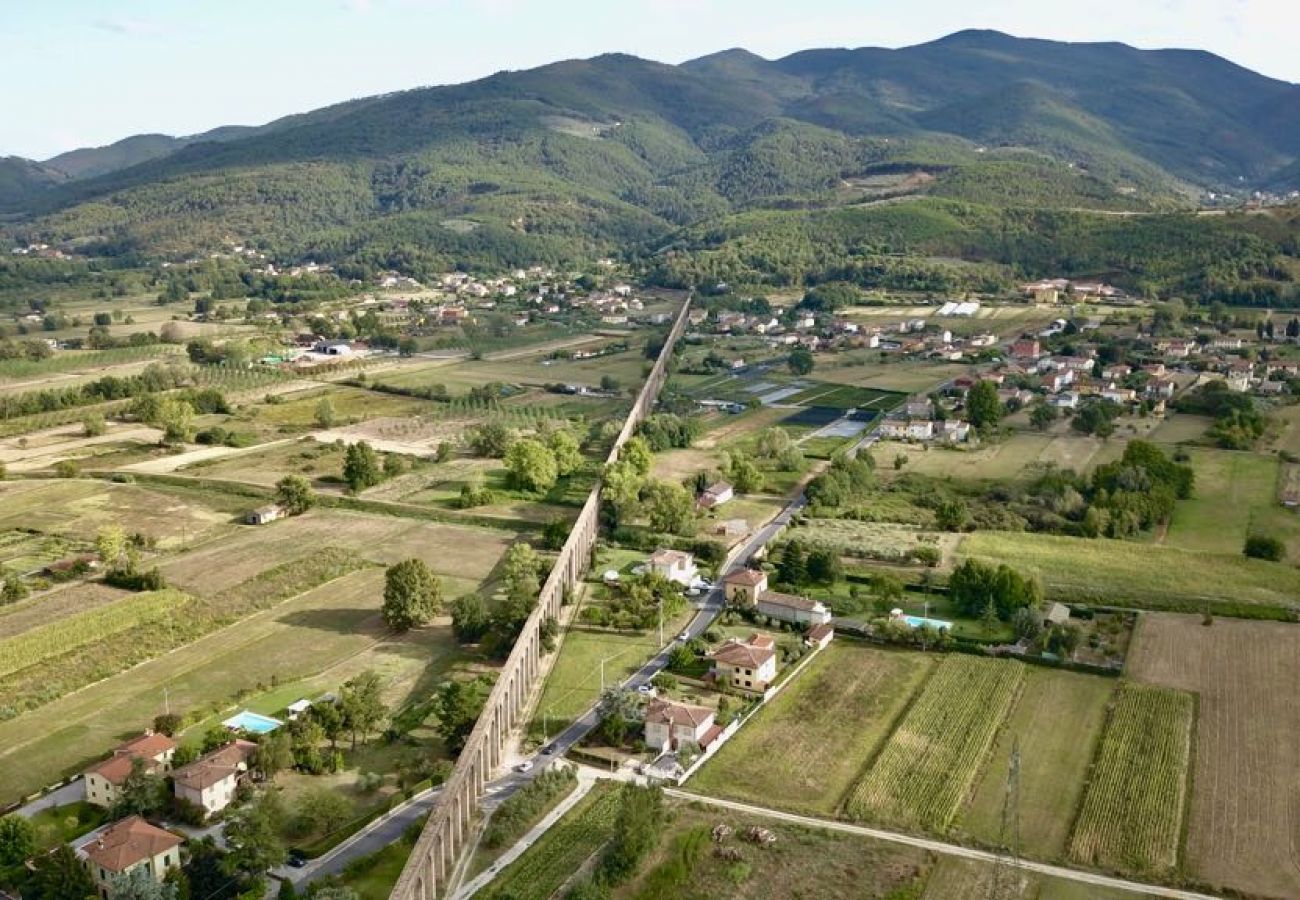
636;684;656;696
515;760;534;773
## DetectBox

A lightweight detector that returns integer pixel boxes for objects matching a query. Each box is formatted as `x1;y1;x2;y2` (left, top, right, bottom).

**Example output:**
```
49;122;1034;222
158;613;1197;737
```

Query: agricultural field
479;781;621;900
845;656;1024;831
243;384;441;432
960;668;1116;857
784;518;956;565
691;643;936;816
922;858;1145;900
875;431;1110;482
814;357;969;393
959;530;1300;617
1127;614;1300;898
0;582;130;640
1067;683;1194;876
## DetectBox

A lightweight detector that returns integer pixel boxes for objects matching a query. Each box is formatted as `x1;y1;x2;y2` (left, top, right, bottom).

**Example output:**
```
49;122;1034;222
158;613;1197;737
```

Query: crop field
961;668;1116;857
479;781;620;900
0;589;188;678
959;530;1300;617
0;344;181;383
923;858;1144;900
0;564;471;805
782;383;905;412
1146;413;1212;445
1127;614;1300;897
814;358;969;393
1068;683;1193;876
246;385;439;431
846;656;1024;830
0;528;87;573
876;432;1109;482
0;582;130;640
0;478;232;549
691;644;935;816
784;518;956;565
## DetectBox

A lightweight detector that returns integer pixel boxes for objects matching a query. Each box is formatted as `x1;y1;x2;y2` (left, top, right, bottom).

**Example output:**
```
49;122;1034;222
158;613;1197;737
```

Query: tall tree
966;380;1003;430
26;844;96;900
382;558;442;632
107;866;179;900
222;792;287;882
505;438;559;492
342;441;383;493
274;475;315;515
0;813;36;868
338;671;386;749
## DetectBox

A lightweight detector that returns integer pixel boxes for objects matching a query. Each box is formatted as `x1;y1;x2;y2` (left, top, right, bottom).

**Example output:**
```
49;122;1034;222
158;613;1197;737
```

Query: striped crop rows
481;782;619;900
846;655;1024;830
0;589;189;678
1068;682;1193;874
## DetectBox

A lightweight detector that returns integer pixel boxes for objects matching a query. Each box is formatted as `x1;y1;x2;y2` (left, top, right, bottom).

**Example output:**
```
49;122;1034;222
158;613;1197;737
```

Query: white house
756;592;832;626
83;733;177;809
709;634;778;692
643;699;716;751
647;549;698;587
699;481;734;509
171;740;258;816
879;419;935;441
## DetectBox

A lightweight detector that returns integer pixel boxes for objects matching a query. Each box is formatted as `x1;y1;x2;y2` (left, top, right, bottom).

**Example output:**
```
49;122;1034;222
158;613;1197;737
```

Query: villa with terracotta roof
83;733;177;809
647;548;698;586
709;633;777;692
723;567;768;605
78;815;182;898
171;739;258;816
643;698;717;752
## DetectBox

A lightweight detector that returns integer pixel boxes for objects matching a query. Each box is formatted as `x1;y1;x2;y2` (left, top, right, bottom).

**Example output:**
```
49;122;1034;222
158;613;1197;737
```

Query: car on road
541;744;557;755
677;630;691;641
287;852;307;869
515;760;534;773
636;684;656;696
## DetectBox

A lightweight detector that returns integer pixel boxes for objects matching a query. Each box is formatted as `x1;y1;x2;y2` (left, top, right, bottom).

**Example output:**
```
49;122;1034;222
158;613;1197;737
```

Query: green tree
547;429;583;477
1011;606;1043;642
468;421;514;458
776;540;807;587
600;460;644;526
1028;402;1058;431
966;380;1003;430
934;498;971;532
83;412;106;437
26;843;96;900
642;479;696;535
434;678;489;756
314;396;335;428
788;346;814;376
728;452;763;493
435;441;454;463
342;441;383;492
382;558;442;632
621;435;653;476
339;670;387;749
505;438;559;492
223;791;287;882
181;837;235;900
274;474;315;515
158;397;196;443
111;756;164;819
107;866;179;900
451;593;491;643
805;547;843;584
503;542;543;603
0;814;36;868
292;787;352;837
1244;533;1285;561
600;784;665;883
253;730;295;781
1;568;28;604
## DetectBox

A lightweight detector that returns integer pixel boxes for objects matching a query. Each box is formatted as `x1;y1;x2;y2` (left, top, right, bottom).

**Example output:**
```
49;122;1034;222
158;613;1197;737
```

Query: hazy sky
3;0;1294;159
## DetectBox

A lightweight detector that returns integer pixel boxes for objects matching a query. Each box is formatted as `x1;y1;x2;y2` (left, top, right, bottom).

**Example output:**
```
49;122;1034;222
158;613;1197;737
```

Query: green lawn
24;801;107;851
960;530;1300;617
690;642;936;816
960;667;1116;857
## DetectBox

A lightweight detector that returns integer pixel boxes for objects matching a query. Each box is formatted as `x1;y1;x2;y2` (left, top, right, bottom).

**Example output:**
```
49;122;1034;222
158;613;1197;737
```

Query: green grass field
877;431;1110;482
1068;683;1194;876
691;643;936;816
846;656;1024;831
961;667;1116;857
960;530;1300;617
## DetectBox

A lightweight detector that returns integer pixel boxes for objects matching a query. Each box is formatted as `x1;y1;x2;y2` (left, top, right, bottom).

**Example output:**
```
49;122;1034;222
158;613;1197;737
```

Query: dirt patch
1127;613;1300;897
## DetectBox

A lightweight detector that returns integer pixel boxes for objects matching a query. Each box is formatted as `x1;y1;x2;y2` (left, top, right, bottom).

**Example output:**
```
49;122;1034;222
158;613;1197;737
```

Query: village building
78;816;183;899
83;733;177;808
1043;602;1071;628
646;549;698;587
1010;338;1041;359
171;740;258;816
723;567;769;605
244;504;286;526
756;592;832;626
698;481;734;509
643;699;717;752
709;633;778;692
804;622;835;650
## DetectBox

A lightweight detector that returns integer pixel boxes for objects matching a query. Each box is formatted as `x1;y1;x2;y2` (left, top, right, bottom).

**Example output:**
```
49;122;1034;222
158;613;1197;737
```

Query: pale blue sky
2;0;1293;160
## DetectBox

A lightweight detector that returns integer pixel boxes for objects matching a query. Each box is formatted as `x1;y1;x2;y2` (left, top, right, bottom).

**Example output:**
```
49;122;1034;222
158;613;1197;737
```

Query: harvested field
691;643;935;816
846;656;1025;830
1127;613;1300;897
1068;682;1193;876
0;582;131;640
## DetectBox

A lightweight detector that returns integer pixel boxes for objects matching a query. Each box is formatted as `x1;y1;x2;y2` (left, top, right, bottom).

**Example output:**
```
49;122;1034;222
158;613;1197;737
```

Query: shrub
1244;533;1285;561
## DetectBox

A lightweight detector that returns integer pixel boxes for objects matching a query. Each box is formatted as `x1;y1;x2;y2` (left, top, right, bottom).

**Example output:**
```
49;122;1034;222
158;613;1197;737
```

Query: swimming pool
903;615;953;631
222;710;283;734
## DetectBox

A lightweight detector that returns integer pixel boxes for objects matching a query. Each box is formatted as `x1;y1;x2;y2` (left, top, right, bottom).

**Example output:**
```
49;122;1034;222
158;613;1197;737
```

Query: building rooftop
710;634;777;669
172;740;257;792
644;698;714;729
758;591;826;613
649;548;693;567
724;568;767;587
79;816;182;873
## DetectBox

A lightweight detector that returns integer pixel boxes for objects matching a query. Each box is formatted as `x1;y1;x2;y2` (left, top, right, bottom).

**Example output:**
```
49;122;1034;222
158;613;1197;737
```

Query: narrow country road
664;790;1224;900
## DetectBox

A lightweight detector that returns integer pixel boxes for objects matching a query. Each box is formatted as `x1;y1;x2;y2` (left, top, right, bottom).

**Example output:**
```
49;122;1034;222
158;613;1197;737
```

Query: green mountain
2;30;1298;278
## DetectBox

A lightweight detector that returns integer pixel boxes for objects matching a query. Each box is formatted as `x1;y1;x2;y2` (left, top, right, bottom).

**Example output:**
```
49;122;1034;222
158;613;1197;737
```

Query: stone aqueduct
390;297;693;899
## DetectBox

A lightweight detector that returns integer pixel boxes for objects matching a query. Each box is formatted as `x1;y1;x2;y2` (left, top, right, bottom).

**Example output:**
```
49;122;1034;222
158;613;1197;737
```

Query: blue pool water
903;615;953;631
223;710;283;734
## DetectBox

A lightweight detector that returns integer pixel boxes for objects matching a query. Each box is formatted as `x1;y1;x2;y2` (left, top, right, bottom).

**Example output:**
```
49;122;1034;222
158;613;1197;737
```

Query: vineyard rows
0;589;189;678
1068;682;1193;874
846;656;1024;830
481;782;619;900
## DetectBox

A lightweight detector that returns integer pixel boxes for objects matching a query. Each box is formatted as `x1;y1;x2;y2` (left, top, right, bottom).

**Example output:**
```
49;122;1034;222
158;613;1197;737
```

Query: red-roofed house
83;733;177;808
723;567;768;605
709;634;777;692
171;740;258;815
78;815;182;898
643;699;715;752
805;622;835;650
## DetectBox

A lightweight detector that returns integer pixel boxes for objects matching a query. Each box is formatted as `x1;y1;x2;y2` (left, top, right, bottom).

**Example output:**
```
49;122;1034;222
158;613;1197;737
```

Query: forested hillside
2;30;1298;295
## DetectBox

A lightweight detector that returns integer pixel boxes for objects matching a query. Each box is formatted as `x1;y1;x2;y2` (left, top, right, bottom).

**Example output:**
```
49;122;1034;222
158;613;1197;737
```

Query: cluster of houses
1021;278;1128;304
992;338;1178;411
72;730;261;896
878;396;973;444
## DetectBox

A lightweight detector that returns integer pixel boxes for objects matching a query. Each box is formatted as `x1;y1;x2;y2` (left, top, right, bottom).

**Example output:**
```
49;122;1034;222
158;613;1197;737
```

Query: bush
1244;533;1285;561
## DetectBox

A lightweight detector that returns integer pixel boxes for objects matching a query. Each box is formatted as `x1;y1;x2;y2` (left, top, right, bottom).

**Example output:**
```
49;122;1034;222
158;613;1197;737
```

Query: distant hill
2;30;1297;266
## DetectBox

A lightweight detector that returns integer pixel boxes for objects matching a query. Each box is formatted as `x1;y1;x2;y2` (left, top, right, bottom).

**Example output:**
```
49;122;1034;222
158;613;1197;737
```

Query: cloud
92;16;167;37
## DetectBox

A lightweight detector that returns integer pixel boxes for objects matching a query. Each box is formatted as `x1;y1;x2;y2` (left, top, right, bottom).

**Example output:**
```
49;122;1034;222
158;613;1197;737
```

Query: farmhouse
245;504;286;526
1011;338;1041;359
647;549;697;587
698;481;735;509
83;733;177;808
1043;602;1071;627
879;418;935;441
709;633;777;692
643;699;716;752
78;816;183;898
723;567;768;605
757;592;832;626
804;622;835;650
171;740;258;816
